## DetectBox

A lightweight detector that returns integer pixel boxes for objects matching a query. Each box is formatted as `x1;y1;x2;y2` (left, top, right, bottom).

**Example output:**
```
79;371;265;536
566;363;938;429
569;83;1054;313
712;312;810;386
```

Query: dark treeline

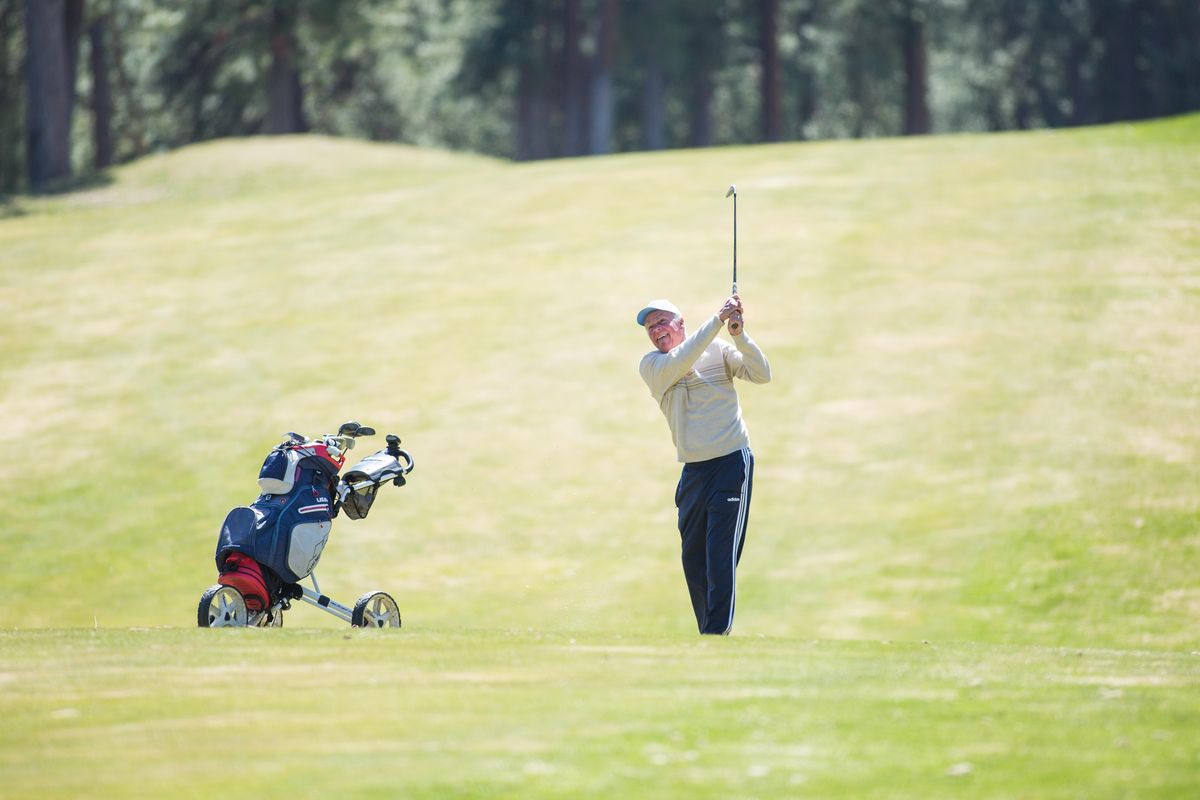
3;0;1199;193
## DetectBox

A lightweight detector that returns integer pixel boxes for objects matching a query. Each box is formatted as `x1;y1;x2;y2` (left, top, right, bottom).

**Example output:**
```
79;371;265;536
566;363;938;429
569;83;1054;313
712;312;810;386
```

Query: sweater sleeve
639;314;723;400
725;332;772;384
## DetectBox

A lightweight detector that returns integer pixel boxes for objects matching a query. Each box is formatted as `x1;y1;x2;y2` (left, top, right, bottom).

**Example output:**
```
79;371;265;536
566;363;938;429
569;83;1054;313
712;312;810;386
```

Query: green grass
2;629;1196;799
0;116;1198;797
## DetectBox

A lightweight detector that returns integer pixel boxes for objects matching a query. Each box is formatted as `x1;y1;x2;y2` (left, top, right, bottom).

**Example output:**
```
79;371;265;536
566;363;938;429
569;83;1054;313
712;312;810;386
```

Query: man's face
644;310;685;353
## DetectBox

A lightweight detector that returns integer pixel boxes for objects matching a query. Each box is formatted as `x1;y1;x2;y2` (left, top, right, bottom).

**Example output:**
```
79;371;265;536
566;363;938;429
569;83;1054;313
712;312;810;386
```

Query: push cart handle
386;434;415;474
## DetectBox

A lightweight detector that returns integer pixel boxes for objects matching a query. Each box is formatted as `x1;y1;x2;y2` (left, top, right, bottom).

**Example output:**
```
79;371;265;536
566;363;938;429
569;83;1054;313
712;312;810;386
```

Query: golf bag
211;426;413;613
214;440;339;607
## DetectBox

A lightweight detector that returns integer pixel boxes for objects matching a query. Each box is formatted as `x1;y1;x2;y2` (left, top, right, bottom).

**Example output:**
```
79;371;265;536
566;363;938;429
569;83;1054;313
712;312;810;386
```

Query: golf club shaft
727;185;741;333
732;189;737;294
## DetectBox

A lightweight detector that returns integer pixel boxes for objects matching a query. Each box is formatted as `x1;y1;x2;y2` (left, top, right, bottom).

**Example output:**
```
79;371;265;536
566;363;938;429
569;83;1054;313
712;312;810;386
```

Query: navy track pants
675;447;754;635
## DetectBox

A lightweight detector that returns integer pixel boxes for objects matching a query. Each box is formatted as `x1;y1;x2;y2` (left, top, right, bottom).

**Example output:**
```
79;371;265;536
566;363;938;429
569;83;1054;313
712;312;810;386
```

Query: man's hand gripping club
719;294;744;336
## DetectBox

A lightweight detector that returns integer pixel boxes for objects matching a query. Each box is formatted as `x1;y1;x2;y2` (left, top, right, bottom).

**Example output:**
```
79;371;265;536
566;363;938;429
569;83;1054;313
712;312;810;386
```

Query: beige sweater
639;314;772;463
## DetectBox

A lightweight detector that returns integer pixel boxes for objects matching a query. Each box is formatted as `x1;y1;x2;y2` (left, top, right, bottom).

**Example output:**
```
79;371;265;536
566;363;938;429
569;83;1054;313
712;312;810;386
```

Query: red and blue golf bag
214;438;344;610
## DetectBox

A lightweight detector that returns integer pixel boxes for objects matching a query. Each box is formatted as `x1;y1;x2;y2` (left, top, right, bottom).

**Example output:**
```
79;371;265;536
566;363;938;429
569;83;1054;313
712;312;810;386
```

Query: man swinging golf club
636;293;771;634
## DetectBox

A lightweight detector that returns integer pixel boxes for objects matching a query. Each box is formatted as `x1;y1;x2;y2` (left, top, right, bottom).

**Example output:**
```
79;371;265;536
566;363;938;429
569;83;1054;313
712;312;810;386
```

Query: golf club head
338;420;362;437
725;184;736;198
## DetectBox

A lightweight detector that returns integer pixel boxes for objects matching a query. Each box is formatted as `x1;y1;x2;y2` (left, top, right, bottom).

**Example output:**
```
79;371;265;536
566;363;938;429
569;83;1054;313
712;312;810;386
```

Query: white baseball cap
636;299;681;326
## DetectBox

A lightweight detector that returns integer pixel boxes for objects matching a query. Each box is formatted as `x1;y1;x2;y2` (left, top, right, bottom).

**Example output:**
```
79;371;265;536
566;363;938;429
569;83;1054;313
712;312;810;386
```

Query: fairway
1;116;1198;797
2;630;1197;799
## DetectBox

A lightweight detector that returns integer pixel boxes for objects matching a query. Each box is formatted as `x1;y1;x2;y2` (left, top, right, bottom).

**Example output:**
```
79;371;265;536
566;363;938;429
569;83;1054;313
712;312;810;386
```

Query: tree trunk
846;36;866;138
63;0;82;125
108;12;147;157
24;0;72;190
758;0;782;142
587;0;620;155
641;56;665;150
1115;0;1147;120
682;3;721;148
534;15;555;157
796;73;818;140
633;0;666;150
89;16;113;168
516;56;538;161
267;2;306;135
516;61;532;160
688;68;714;148
588;73;612;155
793;1;820;140
901;0;930;135
559;0;585;156
1;0;23;192
1068;35;1089;125
514;8;552;162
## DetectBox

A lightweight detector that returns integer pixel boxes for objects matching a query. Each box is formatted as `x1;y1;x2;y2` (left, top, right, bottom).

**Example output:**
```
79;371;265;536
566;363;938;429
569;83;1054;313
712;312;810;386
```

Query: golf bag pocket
338;481;377;520
214;506;258;566
286;520;332;580
246;486;333;582
258;447;302;495
218;552;269;611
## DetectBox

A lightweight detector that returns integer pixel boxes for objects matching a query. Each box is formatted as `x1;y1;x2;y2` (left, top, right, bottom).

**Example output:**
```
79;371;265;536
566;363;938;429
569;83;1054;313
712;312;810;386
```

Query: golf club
725;184;741;334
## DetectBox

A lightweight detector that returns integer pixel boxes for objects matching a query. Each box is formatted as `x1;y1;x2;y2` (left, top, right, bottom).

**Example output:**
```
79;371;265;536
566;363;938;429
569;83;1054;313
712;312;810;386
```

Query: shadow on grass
0;196;25;219
1;172;117;219
37;172;115;195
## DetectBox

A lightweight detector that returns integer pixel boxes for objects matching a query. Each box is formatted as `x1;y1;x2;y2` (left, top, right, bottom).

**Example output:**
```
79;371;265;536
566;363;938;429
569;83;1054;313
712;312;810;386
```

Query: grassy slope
0;117;1197;797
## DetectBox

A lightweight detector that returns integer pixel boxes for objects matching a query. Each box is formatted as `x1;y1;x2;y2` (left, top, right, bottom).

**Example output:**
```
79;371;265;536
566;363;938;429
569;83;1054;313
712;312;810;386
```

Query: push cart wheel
198;584;248;628
351;591;401;628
